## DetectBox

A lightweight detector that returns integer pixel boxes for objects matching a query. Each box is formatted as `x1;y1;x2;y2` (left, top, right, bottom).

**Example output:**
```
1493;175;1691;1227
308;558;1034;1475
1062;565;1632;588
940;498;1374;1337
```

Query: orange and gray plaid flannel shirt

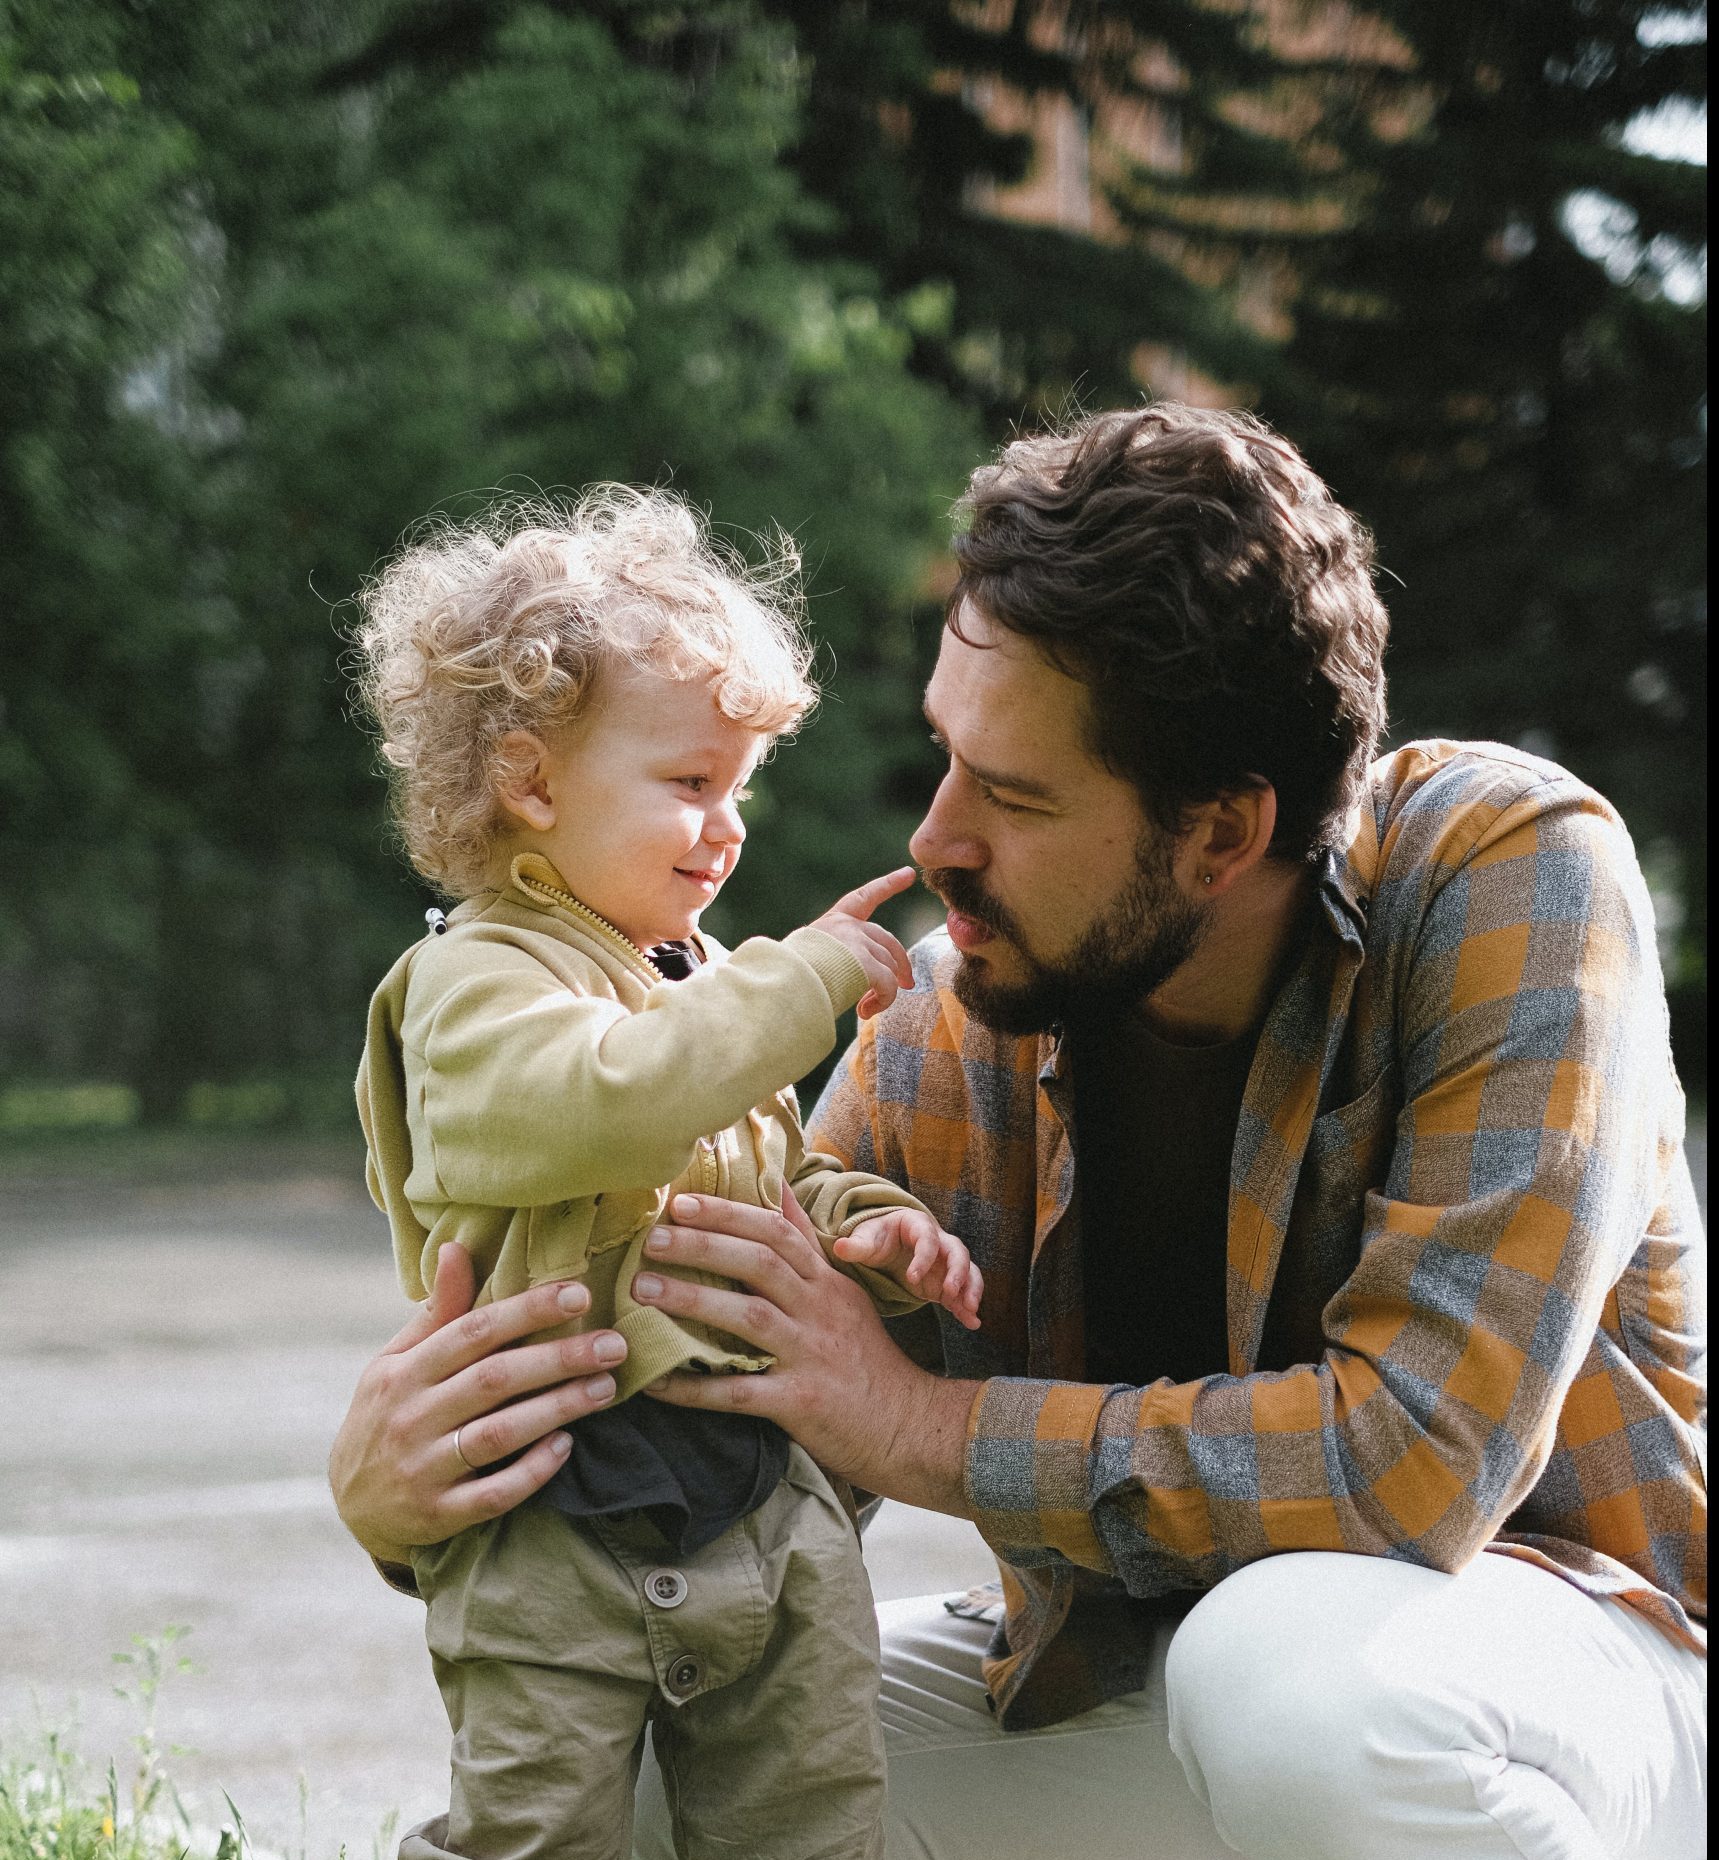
810;740;1707;1730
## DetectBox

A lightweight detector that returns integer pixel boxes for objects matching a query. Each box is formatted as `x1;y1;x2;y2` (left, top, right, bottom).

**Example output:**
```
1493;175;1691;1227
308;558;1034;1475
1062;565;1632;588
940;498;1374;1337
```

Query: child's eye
734;786;754;805
676;776;709;793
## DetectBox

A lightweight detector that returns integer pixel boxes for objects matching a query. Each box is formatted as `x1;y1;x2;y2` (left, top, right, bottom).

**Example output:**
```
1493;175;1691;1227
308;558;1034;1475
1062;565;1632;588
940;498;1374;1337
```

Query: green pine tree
0;0;207;1114
1266;0;1707;1084
4;0;978;1113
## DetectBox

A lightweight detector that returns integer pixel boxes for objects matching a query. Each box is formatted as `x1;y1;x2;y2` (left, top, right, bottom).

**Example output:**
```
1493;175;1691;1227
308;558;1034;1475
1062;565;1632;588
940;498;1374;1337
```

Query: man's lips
945;908;994;952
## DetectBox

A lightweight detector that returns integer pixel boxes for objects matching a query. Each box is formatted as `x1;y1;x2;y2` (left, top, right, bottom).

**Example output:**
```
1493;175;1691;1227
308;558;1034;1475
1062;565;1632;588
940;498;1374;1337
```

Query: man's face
909;604;1209;1034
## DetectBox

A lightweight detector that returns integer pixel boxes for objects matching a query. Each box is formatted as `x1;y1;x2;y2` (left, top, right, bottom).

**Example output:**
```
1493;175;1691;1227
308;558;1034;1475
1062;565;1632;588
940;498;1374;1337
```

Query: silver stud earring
1202;872;1214;887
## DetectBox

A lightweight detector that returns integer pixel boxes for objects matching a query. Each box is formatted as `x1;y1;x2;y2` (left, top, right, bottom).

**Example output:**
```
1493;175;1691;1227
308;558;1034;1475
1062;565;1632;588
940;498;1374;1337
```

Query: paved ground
0;1136;994;1856
2;1128;1704;1856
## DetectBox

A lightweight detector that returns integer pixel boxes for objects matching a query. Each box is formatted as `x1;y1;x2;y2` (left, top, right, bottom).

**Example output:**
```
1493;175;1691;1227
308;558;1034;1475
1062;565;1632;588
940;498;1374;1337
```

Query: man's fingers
779;1186;818;1246
664;1194;828;1282
632;1270;787;1355
428;1323;623;1431
436;1432;575;1534
832;866;917;924
446;1372;616;1471
426;1239;478;1327
377;1298;446;1360
376;1241;475;1358
644;1368;778;1419
412;1277;593;1384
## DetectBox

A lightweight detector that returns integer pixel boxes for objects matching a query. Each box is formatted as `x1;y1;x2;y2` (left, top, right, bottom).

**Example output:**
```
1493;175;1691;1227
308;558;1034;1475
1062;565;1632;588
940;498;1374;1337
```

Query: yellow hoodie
356;854;926;1399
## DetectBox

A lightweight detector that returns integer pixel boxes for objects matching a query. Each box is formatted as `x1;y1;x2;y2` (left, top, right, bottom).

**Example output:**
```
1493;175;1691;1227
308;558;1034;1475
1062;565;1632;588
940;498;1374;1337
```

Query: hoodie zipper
511;866;665;988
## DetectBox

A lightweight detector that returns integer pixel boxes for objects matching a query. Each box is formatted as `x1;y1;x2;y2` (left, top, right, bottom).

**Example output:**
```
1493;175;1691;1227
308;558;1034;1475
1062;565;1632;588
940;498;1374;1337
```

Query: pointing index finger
834;866;917;922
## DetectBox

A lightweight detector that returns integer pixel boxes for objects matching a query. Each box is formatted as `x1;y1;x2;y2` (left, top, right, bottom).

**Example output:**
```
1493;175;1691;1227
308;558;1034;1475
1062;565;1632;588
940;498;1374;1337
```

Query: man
332;406;1706;1858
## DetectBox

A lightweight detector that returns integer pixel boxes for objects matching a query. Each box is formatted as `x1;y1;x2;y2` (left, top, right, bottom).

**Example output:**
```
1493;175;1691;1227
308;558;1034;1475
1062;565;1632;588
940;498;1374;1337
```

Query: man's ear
494;730;557;832
1179;779;1277;897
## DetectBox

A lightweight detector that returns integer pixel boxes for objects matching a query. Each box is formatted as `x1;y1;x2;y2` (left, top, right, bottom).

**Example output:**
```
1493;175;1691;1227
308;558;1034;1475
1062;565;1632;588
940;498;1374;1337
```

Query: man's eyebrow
922;700;1061;802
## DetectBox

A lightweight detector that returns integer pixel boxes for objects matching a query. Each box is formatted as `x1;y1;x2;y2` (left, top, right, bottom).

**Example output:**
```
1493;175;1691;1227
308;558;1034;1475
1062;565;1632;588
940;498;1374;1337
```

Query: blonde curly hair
351;486;816;898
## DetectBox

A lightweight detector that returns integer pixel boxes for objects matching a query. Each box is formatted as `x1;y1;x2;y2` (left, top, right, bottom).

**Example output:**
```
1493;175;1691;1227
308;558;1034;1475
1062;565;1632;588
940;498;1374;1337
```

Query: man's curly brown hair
950;404;1390;861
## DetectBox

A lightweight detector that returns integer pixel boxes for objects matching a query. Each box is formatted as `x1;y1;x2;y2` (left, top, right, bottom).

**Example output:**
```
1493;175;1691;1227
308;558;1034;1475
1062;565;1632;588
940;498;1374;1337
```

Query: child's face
529;663;769;949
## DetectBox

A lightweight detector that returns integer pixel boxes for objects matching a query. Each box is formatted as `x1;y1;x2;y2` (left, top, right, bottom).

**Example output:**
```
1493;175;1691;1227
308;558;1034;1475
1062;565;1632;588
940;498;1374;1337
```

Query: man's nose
909;771;981;870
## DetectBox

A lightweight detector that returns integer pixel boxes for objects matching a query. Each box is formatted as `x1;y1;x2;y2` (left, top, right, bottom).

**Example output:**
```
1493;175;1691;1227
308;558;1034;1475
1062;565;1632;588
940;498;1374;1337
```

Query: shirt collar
1319;800;1378;954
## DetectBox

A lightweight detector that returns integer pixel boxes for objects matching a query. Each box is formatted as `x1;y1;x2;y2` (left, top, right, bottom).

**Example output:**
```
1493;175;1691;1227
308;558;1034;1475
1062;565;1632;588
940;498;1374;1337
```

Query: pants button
665;1653;704;1697
645;1567;688;1609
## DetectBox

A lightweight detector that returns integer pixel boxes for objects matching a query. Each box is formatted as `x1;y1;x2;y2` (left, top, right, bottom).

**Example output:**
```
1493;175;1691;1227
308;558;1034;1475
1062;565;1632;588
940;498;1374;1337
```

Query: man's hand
327;1242;628;1565
634;1190;980;1514
808;867;918;1019
834;1209;984;1331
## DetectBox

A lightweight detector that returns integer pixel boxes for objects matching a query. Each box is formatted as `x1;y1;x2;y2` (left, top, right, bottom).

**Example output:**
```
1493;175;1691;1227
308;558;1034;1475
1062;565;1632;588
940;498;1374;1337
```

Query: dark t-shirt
537;937;789;1553
1072;1010;1258;1389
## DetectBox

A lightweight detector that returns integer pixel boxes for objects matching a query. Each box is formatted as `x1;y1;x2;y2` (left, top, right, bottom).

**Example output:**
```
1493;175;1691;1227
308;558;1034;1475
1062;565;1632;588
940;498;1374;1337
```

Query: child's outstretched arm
408;869;918;1209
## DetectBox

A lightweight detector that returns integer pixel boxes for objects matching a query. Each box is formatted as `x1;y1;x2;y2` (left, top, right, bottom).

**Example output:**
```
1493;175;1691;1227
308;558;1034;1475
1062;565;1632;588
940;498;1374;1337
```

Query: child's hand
809;867;918;1019
833;1210;983;1330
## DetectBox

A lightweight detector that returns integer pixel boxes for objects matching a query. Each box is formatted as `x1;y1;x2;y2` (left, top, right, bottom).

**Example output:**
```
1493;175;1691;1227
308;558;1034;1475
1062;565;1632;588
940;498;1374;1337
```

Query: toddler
351;488;980;1860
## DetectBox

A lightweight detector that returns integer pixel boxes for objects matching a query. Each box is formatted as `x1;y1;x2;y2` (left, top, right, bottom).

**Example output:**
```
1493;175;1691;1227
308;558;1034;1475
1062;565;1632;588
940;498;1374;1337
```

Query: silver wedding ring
452;1423;476;1473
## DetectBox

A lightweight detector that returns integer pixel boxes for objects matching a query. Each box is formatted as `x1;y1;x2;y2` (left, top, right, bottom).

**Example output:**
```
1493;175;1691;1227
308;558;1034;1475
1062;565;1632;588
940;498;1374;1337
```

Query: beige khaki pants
400;1444;885;1860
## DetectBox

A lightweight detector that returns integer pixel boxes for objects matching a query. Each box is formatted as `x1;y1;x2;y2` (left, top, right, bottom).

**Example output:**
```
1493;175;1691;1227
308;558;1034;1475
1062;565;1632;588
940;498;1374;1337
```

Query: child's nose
708;799;746;846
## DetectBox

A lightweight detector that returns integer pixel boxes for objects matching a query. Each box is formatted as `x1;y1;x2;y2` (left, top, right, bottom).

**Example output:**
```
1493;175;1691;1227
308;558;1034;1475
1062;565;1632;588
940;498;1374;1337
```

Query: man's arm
637;1190;979;1517
645;773;1687;1593
959;774;1681;1588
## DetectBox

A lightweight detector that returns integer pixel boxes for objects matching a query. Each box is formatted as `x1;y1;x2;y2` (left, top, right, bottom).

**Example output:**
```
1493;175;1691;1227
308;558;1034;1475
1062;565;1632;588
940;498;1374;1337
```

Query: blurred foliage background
0;0;1706;1129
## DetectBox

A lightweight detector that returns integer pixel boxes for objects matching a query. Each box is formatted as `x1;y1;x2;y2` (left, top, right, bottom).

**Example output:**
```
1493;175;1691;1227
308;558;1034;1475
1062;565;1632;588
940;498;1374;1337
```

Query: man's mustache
918;866;1013;940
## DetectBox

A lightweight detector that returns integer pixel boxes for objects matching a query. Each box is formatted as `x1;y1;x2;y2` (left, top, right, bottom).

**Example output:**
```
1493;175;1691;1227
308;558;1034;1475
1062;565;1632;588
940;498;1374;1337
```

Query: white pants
636;1549;1706;1859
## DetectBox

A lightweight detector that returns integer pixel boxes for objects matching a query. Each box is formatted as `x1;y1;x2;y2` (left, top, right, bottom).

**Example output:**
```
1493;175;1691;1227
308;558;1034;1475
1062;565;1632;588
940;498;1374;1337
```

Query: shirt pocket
1305;1063;1400;1202
1262;1065;1401;1369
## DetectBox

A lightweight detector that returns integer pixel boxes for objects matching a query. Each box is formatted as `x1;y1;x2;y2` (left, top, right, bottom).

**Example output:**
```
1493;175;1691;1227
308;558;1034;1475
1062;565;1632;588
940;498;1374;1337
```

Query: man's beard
924;830;1210;1036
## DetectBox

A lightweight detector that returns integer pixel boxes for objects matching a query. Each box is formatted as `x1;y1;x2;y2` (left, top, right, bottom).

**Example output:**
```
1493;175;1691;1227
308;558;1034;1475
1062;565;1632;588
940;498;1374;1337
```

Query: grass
1;1630;233;1860
0;1634;397;1860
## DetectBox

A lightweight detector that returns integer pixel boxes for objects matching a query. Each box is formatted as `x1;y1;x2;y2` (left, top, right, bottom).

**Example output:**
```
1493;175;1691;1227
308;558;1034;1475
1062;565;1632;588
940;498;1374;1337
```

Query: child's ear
495;730;558;831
